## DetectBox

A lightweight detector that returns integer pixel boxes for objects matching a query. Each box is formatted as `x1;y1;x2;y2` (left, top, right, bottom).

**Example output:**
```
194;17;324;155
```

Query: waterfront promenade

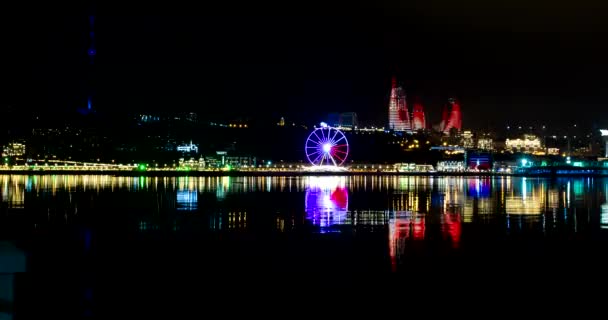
0;166;607;177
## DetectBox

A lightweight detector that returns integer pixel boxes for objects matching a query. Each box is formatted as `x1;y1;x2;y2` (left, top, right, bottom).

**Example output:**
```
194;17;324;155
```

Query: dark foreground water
1;175;608;317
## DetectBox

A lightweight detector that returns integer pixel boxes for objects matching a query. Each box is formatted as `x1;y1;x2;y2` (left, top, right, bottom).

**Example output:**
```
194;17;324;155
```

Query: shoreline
0;169;607;177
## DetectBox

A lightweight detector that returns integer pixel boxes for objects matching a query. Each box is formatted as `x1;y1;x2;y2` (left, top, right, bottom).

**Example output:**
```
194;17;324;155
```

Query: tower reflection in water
304;176;349;232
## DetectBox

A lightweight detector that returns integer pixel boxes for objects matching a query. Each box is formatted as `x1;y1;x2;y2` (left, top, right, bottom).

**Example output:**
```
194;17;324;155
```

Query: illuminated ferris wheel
305;123;349;166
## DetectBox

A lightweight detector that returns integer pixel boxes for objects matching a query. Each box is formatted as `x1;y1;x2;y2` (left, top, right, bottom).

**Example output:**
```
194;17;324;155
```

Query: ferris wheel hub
305;125;349;167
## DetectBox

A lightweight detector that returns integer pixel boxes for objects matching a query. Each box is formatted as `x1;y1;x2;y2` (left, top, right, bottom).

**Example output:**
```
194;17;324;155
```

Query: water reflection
304;176;348;231
1;175;607;267
176;190;197;211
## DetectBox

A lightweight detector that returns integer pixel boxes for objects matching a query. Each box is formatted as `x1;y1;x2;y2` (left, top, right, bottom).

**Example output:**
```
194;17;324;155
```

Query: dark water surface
1;175;608;316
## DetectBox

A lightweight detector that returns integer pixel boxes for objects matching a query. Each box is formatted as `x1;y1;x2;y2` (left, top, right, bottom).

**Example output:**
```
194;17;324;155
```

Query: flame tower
440;98;462;134
388;77;411;132
411;99;426;131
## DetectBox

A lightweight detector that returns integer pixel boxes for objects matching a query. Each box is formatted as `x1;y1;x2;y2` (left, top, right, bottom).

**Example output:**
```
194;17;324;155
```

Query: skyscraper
441;98;462;134
388;77;411;132
411;99;426;131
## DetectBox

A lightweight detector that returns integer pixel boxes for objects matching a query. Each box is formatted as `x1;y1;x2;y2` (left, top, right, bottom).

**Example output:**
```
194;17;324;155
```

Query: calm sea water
1;175;608;316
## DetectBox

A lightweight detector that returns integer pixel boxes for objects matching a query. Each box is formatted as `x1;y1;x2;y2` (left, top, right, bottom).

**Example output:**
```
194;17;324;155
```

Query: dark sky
3;1;608;129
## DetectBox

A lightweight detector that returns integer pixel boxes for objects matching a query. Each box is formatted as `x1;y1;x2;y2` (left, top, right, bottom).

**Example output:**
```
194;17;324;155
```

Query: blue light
323;143;332;153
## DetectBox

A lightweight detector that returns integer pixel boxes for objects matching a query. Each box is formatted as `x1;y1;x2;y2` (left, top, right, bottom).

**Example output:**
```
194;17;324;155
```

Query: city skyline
3;2;608;129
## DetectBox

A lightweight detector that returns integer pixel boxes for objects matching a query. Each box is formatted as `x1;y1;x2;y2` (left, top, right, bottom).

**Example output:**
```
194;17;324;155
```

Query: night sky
3;1;608;129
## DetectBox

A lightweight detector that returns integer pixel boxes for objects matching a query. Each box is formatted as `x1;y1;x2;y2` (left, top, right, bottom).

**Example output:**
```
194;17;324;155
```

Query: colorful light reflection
467;177;491;198
304;177;348;231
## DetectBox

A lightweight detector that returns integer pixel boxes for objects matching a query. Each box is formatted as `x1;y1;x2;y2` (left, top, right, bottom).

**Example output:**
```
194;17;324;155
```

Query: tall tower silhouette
441;98;462;134
411;98;426;131
79;5;96;115
388;76;411;132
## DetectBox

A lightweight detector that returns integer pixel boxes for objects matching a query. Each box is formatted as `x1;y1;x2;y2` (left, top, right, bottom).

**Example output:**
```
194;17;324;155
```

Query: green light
572;162;584;167
225;164;232;170
138;164;146;171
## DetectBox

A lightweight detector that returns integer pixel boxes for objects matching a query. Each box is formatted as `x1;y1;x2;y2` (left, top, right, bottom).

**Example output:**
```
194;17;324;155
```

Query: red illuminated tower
411;99;426;131
388;76;411;132
442;98;462;134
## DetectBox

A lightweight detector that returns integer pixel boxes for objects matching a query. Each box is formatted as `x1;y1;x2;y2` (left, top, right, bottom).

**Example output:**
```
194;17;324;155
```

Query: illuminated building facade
388;77;411;132
2;142;26;157
440;98;462;134
176;141;198;153
411;101;426;131
601;130;608;158
466;152;492;170
505;135;543;154
436;161;465;172
477;137;494;151
462;130;474;149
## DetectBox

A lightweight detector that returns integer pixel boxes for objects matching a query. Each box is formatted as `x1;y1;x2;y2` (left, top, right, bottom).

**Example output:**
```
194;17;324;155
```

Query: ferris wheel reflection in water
304;176;349;231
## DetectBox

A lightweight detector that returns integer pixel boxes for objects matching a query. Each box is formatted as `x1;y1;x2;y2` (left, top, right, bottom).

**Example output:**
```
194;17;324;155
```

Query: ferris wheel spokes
304;124;349;167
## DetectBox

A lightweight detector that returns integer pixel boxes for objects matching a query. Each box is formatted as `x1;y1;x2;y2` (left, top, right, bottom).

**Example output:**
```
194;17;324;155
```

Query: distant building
411;101;426;131
440;98;462;134
477;138;494;151
278;117;285;127
2;142;25;157
505;134;543;154
388;77;411;132
601;130;608;158
338;112;358;129
466;151;492;171
204;151;255;168
176;141;199;153
436;161;465;172
462;131;474;149
137;112;199;125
